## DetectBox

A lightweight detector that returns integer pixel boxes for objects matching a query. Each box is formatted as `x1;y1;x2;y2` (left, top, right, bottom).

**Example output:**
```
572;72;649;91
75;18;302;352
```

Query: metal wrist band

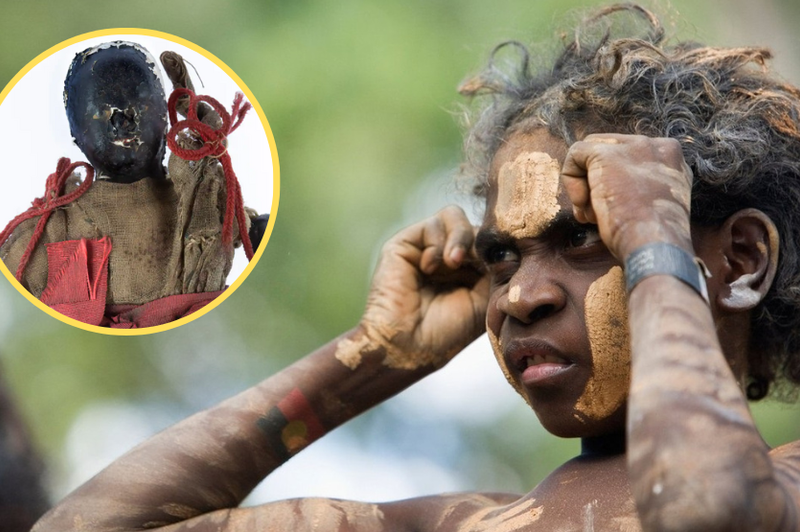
624;242;711;304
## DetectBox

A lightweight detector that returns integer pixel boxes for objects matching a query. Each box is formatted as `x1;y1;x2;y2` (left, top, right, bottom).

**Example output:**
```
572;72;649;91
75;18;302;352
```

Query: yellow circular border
0;28;280;336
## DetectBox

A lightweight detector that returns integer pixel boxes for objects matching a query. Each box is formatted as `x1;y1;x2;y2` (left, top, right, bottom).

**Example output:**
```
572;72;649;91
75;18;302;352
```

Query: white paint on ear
722;272;761;309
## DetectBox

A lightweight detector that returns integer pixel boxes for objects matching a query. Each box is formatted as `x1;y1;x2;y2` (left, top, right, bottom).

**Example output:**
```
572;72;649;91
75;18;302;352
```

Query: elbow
631;456;783;532
634;480;753;532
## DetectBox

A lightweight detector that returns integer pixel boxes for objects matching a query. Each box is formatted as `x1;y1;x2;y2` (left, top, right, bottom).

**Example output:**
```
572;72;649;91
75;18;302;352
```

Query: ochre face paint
575;266;631;420
494;151;561;239
487;328;530;406
508;285;521;303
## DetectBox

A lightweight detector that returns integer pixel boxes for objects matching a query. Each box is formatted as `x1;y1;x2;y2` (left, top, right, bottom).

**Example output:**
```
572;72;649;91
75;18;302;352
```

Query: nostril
528;304;555;323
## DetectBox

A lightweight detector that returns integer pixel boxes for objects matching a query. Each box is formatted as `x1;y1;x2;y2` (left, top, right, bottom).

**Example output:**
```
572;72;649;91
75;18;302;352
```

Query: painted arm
33;206;489;532
563;134;799;531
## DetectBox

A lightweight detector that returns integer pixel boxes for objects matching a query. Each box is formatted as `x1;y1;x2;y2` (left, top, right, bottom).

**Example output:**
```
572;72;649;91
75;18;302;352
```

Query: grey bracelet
624;242;711;304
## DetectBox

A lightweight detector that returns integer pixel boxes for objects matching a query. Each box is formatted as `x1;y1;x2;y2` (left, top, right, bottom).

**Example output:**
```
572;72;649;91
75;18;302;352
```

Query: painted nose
497;261;566;324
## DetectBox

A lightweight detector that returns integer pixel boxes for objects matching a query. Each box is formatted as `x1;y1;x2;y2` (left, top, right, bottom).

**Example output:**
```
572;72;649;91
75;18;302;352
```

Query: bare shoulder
765;441;800;529
770;439;800;483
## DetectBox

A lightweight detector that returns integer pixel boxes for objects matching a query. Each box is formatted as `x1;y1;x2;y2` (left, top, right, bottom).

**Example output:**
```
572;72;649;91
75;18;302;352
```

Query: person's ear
715;208;779;312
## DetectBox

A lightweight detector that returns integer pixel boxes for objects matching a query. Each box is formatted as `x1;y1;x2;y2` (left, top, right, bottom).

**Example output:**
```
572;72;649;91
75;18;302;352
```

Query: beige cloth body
0;151;242;305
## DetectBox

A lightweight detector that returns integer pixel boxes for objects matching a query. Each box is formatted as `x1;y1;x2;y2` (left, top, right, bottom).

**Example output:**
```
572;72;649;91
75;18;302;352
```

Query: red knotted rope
0;158;94;281
166;88;254;260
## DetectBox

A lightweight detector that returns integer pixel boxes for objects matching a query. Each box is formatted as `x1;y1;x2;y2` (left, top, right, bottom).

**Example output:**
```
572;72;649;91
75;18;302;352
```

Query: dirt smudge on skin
576;266;631;420
495;151;561;239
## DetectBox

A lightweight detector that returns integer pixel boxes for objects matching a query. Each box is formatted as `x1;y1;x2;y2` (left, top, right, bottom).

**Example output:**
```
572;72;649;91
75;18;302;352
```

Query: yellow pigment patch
458;498;543;531
281;420;309;453
494;151;561;239
575;266;631;420
334;335;371;369
487;328;530;406
335;324;446;371
508;285;521;303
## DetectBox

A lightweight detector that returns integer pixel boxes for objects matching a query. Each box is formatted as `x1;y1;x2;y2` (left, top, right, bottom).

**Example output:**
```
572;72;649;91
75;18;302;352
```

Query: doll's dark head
64;42;167;183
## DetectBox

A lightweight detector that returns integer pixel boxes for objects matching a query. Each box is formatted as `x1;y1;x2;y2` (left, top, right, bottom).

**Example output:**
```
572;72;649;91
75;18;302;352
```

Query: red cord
0;158;94;282
2;90;252;284
166;88;254;260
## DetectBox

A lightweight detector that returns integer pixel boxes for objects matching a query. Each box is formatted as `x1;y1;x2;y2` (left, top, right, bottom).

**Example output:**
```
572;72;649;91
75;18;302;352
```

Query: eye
566;225;601;249
484;245;520;265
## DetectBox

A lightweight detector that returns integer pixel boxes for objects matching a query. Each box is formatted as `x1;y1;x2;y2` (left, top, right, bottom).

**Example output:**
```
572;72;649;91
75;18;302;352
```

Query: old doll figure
33;4;800;531
0;42;262;328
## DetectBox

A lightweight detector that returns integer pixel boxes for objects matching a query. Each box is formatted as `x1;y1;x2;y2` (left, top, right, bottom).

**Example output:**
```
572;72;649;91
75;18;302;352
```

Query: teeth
525;354;564;367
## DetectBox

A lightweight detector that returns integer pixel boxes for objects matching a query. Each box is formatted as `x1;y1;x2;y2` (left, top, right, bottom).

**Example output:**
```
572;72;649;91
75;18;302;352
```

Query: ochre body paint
494;151;561;239
575;266;631;420
334;324;451;371
334;335;370;370
451;496;543;531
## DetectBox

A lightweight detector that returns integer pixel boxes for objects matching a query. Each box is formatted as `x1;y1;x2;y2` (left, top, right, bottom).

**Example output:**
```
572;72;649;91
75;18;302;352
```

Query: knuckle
655;137;684;157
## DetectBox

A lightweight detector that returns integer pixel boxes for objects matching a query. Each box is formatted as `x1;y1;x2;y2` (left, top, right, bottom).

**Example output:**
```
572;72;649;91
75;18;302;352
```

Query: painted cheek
494;151;561;240
574;266;631;421
487;327;531;405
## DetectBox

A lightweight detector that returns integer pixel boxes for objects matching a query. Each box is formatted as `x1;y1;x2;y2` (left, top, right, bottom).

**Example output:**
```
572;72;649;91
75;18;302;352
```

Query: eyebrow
476;210;594;258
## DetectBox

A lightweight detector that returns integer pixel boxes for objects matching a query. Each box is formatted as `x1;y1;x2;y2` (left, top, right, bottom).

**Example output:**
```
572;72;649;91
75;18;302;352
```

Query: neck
103;162;166;183
580;430;626;457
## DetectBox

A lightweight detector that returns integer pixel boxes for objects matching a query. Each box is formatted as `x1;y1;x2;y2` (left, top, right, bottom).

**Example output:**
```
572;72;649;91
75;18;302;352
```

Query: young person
33;4;800;530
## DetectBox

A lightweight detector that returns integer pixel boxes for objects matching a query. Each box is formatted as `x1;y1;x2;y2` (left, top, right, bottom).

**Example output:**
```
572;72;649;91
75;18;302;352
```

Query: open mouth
518;351;570;370
507;340;575;386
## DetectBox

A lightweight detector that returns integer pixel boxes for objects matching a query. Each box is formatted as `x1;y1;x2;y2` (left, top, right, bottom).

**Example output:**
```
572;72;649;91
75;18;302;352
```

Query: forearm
34;326;436;532
627;276;783;531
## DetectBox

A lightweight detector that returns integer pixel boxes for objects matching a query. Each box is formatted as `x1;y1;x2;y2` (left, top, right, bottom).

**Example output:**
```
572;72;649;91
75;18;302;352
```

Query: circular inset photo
0;29;279;334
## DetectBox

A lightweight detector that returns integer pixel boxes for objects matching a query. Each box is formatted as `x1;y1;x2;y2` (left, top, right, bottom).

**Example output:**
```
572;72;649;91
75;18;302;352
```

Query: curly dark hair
460;3;800;401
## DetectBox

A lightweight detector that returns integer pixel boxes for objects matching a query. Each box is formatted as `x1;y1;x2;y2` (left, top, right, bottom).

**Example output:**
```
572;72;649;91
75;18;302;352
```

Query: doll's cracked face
65;43;167;183
477;129;631;438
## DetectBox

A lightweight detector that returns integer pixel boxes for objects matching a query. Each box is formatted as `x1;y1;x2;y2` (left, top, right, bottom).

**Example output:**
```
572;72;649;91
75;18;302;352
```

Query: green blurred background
2;0;800;505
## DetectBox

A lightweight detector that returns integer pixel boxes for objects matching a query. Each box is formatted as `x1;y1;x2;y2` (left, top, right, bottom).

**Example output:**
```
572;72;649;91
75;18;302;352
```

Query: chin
530;401;627;439
90;148;163;182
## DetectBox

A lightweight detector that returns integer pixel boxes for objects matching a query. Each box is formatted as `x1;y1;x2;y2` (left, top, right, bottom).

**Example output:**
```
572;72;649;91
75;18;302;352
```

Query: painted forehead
486;131;570;239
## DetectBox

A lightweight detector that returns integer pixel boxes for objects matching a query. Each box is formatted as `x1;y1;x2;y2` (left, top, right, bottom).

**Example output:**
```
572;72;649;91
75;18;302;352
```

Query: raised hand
346;205;489;371
561;134;694;260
